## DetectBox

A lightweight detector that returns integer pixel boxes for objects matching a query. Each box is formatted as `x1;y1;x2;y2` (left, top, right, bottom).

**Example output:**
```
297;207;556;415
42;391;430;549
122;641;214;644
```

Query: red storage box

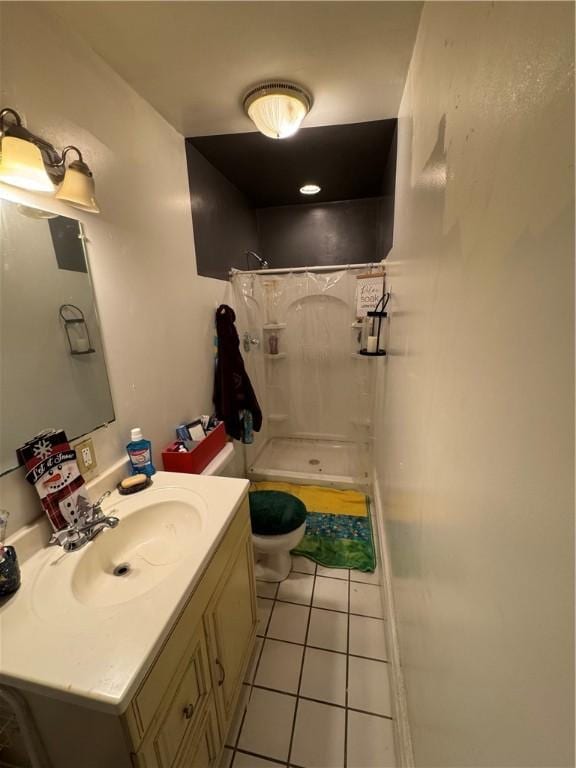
162;422;227;474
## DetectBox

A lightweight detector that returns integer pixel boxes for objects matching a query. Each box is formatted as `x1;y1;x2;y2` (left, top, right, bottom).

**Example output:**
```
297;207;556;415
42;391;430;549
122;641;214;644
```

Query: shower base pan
248;437;370;488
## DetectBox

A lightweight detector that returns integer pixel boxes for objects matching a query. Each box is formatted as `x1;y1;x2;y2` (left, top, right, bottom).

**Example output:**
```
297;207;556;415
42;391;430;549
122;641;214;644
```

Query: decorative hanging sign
16;429;90;531
355;270;385;319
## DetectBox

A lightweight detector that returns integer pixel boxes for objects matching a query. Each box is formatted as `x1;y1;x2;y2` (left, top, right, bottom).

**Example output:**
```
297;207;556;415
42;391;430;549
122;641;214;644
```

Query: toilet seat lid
248;490;307;536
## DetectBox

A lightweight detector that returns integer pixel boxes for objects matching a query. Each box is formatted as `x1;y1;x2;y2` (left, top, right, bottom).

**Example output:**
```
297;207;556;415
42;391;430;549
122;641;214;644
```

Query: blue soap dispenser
126;427;156;476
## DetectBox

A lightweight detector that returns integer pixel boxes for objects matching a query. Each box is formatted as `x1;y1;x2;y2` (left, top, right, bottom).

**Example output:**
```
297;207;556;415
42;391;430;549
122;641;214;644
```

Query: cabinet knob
183;704;194;720
216;658;226;686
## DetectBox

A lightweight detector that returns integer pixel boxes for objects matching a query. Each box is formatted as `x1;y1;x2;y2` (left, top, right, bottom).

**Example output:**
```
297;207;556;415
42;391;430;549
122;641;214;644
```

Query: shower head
245;250;269;270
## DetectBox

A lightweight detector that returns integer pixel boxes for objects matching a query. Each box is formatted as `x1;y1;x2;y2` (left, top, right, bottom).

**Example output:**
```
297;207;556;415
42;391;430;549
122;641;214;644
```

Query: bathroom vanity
0;472;257;768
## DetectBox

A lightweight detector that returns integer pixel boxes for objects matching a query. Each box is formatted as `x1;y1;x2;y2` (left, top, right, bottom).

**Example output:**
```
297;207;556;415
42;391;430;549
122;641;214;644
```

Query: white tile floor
222;558;396;768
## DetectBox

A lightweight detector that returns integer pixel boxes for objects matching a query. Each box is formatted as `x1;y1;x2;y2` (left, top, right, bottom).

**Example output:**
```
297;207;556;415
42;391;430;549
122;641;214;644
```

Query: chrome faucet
49;491;119;553
245;250;269;270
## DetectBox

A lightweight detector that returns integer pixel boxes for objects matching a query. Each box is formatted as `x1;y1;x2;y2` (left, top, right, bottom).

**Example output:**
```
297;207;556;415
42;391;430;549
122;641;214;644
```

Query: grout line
288;569;381;585
230;706;248;754
286;560;316;765
349;652;389;664
258;621;389;663
246;635;267;690
344;566;351;768
347;706;394;721
248;683;394;719
261;628;389;660
273;595;384;620
234;747;288;766
236;582;279;760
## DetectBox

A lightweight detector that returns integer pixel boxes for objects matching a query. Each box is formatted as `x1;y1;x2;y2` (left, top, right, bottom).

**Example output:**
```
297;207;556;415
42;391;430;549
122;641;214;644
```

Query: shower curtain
231;269;376;478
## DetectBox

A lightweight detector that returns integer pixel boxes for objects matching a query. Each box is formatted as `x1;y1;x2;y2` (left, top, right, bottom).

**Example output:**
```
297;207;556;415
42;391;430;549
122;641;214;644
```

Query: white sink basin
72;490;204;608
30;484;208;620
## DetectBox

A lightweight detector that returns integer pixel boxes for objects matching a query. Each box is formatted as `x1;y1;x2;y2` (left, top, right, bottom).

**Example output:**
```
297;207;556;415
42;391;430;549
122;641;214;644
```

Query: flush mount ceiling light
0;107;100;213
243;81;312;140
300;184;321;195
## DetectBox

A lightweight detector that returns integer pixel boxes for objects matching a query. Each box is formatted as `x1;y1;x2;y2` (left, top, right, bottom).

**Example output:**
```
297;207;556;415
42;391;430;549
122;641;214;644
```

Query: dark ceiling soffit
186;119;397;208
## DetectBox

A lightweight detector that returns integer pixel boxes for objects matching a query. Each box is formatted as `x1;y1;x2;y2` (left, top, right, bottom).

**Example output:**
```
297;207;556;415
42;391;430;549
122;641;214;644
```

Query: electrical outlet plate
75;438;97;476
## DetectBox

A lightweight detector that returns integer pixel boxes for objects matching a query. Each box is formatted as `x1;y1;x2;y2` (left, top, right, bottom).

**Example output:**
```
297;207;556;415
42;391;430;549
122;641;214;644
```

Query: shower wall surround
0;3;229;535
232;269;375;483
374;3;574;766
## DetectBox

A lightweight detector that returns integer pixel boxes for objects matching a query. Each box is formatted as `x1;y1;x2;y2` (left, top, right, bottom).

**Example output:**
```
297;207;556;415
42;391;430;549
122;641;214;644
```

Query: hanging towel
213;304;262;442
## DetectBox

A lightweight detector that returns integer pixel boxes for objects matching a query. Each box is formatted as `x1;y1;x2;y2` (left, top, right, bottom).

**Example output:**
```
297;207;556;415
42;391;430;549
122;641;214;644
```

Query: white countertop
0;472;249;714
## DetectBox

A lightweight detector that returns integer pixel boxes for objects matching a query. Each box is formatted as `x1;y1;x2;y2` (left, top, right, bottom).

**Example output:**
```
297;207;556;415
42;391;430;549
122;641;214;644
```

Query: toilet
201;445;307;582
249;490;307;582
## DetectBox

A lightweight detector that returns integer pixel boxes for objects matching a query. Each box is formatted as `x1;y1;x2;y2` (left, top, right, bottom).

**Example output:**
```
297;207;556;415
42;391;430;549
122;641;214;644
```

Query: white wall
375;3;574;766
0;3;231;536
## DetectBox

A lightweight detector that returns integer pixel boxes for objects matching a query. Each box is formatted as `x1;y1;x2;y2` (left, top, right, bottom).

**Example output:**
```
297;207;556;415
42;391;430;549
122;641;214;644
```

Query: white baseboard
372;473;414;768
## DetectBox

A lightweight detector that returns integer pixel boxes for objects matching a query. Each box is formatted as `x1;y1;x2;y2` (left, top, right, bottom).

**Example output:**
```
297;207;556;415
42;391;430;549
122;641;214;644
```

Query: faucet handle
89;490;112;520
94;490;112;508
49;526;77;547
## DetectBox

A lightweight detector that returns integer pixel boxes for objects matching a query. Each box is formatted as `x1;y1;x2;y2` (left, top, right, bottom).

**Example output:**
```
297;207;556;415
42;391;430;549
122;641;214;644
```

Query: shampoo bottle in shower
268;333;279;355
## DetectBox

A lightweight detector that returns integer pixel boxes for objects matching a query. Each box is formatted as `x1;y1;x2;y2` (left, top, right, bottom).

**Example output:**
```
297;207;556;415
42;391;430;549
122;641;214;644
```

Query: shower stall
231;265;381;488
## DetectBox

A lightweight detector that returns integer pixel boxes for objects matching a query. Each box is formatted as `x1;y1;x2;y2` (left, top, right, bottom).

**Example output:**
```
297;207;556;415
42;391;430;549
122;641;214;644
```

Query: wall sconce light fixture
59;304;95;355
0;107;100;213
55;146;99;213
0;108;55;192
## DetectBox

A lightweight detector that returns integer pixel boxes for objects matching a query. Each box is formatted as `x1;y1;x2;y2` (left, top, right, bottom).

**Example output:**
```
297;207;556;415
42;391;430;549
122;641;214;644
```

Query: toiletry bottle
126;428;156;476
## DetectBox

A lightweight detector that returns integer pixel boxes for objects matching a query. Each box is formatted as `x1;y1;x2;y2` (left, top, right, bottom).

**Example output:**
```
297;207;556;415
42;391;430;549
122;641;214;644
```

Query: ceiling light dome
243;81;312;140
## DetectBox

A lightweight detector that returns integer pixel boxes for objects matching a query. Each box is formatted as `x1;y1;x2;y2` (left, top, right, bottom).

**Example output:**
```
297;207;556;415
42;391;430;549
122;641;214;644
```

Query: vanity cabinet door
177;697;220;768
153;627;211;767
131;624;211;768
204;527;257;731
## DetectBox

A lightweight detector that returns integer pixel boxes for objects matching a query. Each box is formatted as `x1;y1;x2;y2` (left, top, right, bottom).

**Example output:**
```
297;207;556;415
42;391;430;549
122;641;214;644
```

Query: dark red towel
213;304;262;441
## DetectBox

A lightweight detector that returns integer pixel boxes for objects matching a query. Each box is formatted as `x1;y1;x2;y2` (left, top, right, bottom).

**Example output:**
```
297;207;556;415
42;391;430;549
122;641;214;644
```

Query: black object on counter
0;546;21;597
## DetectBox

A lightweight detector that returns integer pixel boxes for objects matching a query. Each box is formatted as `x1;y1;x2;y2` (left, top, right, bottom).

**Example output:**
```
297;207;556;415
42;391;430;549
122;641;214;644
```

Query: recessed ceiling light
300;184;321;195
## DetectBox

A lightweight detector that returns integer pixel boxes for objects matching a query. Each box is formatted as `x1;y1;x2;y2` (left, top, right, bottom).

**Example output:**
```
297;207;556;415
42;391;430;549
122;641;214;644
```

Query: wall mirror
0;198;114;475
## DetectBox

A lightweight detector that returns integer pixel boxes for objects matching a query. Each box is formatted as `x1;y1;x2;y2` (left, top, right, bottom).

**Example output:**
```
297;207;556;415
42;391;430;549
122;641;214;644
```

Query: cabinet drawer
154;629;211;767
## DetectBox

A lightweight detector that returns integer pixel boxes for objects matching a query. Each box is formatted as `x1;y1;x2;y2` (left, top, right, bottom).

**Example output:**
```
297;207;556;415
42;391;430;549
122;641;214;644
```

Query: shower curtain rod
229;262;384;277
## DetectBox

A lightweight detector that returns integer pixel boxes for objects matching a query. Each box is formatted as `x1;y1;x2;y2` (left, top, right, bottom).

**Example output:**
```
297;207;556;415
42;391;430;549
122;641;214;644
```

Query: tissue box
162;423;226;474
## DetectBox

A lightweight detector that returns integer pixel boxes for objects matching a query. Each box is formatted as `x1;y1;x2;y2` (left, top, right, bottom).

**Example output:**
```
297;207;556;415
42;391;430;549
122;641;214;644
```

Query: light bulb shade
244;82;312;140
0;136;54;192
55;163;99;213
